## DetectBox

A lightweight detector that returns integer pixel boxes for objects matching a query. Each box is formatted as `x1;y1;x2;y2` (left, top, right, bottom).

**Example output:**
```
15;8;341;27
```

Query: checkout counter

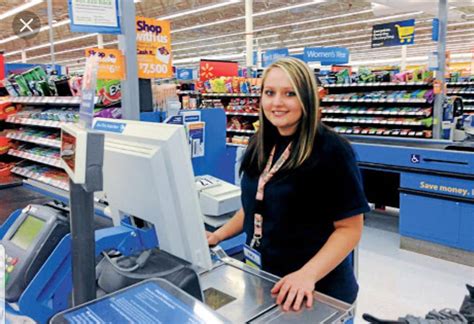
0;119;356;323
348;135;474;265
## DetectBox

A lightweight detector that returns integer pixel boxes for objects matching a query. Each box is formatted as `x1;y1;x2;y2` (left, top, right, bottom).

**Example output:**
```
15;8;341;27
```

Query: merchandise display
320;69;436;138
447;74;474;115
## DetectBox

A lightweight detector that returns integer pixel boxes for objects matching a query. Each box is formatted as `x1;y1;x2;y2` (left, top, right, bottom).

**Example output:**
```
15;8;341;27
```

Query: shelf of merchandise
6;131;61;148
4;97;79;186
226;129;256;134
321;97;430;104
446;78;474;116
324;81;430;88
226;143;248;147
320;83;435;139
320;107;431;116
11;165;69;191
9;96;81;105
225;111;259;117
6;116;75;129
8;148;62;168
202;93;260;98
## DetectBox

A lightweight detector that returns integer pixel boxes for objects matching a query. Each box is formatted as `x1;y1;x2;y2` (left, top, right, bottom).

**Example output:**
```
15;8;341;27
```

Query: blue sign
94;120;127;133
410;154;421;164
303;47;349;65
291;53;306;62
262;48;289;67
64;281;213;323
68;0;121;34
372;19;415;48
165;115;184;125
432;18;439;41
176;68;194;80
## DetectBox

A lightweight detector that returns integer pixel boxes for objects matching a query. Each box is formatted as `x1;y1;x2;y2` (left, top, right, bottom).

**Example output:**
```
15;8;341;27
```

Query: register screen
10;215;45;250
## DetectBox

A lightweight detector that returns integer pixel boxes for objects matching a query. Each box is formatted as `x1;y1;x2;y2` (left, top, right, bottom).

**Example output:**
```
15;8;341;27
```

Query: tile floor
356;218;474;323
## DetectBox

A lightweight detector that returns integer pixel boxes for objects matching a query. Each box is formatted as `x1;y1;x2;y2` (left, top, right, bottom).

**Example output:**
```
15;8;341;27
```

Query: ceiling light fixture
159;0;240;20
0;0;44;21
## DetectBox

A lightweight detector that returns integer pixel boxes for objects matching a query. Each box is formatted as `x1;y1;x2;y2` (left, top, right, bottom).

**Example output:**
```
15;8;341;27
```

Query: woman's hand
271;268;316;311
206;231;222;246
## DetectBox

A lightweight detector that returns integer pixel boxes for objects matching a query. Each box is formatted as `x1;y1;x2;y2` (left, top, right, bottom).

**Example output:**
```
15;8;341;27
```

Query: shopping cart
395;24;414;43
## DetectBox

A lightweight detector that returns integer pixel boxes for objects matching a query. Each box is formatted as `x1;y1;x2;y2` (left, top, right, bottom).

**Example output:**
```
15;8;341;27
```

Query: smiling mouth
272;111;288;117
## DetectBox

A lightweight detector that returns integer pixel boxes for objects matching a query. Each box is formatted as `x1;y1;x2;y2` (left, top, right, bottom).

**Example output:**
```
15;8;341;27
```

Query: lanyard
251;143;292;248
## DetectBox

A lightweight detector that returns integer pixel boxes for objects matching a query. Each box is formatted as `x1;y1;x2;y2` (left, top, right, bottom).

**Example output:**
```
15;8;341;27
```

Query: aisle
356;225;474;322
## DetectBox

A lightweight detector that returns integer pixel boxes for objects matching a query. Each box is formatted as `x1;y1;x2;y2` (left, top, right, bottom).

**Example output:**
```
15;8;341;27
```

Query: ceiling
1;0;474;71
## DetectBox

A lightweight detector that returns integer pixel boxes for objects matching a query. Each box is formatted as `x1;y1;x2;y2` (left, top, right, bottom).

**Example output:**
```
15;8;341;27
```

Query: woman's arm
206;207;245;245
271;214;364;311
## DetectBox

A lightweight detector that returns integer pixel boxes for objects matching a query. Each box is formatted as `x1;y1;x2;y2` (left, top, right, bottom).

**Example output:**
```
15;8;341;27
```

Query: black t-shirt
240;125;370;304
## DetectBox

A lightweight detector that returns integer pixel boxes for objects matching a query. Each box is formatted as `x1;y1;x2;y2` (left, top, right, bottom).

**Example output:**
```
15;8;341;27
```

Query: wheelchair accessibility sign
410;154;421;164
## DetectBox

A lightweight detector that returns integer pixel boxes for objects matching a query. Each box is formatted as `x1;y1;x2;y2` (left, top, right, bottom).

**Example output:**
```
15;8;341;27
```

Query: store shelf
9;96;81;105
6;131;61;148
8;149;62;168
203;93;260;98
6;116;74;128
334;128;429;138
321;97;429;104
226;129;256;134
225;111;259;116
324;81;430;88
320;108;431;116
447;82;474;86
226;143;248;147
447;91;474;95
177;90;201;95
322;117;430;126
11;165;69;191
464;100;474;104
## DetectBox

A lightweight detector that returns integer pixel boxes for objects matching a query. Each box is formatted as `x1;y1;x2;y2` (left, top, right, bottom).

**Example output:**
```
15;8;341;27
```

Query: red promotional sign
0;53;5;81
199;59;238;81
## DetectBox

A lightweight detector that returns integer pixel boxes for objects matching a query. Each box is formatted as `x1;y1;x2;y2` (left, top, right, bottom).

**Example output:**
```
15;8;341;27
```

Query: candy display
13;108;79;123
11;162;69;190
323;90;435;104
197;77;262;94
96;79;121;107
319;68;434;86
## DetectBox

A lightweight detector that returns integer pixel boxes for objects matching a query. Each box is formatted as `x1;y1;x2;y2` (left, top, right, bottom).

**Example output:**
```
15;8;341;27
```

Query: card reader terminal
1;204;69;302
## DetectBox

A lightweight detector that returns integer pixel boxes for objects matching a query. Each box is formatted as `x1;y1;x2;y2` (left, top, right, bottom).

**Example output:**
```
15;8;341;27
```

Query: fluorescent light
174;39;245;52
253;1;326;17
0;0;44;21
5;33;98;57
173;16;244;33
159;0;240;20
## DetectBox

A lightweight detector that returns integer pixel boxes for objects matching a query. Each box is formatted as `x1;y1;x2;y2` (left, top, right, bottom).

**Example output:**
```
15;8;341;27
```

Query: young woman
207;57;369;312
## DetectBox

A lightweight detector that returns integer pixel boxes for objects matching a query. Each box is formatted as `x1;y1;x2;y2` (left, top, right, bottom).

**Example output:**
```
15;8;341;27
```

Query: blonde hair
244;57;320;173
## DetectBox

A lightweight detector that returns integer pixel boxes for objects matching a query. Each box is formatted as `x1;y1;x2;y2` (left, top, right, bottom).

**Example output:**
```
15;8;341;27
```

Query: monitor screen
10;215;45;250
61;130;76;172
97;118;213;270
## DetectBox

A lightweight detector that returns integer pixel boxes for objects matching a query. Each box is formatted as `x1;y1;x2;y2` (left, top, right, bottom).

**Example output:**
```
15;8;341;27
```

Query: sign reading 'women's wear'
136;17;172;79
371;19;415;48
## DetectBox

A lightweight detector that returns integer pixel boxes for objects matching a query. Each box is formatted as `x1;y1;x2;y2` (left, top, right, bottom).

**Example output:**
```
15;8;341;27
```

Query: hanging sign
262;48;289;67
199;60;238;81
68;0;121;34
176;68;194;80
303;47;349;65
79;55;99;129
371;19;415;48
85;48;125;80
136;17;172;79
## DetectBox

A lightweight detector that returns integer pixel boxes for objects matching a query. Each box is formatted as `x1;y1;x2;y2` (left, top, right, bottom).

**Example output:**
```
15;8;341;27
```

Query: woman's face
261;67;303;136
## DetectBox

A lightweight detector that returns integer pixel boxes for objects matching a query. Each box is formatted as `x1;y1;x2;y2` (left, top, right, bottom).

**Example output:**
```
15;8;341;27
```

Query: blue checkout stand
224;133;474;265
350;136;474;264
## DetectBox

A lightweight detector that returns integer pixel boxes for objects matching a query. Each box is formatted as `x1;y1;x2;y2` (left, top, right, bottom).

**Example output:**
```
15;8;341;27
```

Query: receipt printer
195;175;241;217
